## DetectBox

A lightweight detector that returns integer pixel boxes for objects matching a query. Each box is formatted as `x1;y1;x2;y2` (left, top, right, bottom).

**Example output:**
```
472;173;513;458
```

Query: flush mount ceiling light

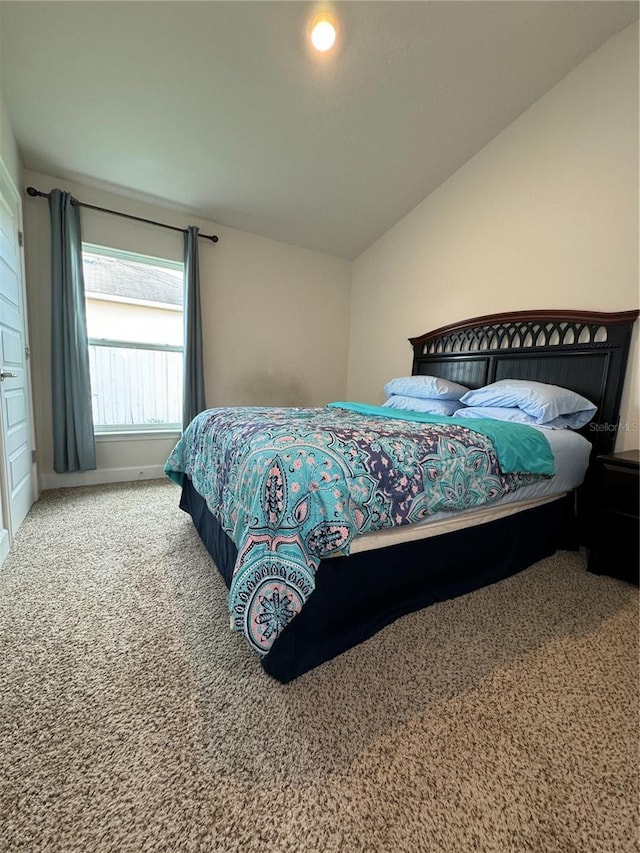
310;12;337;52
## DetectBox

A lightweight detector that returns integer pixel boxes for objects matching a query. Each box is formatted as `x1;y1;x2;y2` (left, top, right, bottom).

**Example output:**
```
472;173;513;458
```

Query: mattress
346;427;591;554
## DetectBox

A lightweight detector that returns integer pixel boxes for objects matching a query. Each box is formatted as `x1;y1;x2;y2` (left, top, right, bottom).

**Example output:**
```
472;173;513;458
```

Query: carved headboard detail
409;309;638;456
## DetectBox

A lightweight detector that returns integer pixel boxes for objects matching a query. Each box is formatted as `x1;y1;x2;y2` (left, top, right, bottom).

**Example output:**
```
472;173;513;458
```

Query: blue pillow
459;380;596;428
384;375;469;401
383;395;461;416
453;405;572;429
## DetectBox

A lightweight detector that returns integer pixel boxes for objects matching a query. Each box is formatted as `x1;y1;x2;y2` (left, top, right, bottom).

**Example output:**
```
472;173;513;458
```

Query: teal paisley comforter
165;404;554;656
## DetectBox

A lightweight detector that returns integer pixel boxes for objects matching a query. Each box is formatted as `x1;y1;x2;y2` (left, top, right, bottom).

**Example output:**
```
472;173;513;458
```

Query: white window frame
82;243;184;435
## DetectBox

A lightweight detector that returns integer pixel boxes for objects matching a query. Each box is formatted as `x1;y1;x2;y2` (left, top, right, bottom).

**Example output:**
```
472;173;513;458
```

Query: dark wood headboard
409;309;638;456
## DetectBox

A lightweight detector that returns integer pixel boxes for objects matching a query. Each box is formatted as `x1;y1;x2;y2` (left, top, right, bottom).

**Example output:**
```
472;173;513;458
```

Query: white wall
348;24;639;451
22;170;351;488
0;96;20;187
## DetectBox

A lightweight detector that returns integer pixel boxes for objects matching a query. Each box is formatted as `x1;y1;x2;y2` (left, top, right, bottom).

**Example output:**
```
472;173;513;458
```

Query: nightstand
585;449;639;585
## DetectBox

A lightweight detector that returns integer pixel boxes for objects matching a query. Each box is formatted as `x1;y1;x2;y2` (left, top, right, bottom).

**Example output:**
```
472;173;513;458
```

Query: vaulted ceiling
1;1;637;259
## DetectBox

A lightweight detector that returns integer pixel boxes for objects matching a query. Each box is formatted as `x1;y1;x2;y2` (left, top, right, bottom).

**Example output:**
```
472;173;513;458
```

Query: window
82;244;184;433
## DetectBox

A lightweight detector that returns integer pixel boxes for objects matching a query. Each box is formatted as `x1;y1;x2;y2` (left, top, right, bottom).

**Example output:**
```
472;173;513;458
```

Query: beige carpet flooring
0;480;638;853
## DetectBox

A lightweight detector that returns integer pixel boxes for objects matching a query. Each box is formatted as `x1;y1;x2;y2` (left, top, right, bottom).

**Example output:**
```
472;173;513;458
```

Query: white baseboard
40;465;167;491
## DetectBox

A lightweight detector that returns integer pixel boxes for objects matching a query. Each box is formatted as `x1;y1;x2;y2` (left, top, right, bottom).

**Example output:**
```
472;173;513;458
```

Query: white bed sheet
347;427;591;555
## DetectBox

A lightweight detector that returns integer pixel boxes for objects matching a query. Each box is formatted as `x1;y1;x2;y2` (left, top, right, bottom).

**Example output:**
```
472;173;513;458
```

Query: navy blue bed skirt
180;477;576;683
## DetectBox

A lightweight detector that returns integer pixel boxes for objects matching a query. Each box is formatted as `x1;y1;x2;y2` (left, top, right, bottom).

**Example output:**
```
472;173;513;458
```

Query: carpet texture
0;480;637;853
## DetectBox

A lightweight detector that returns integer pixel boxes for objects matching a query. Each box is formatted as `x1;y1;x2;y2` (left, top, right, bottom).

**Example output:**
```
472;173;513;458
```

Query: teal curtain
49;189;96;473
183;225;206;429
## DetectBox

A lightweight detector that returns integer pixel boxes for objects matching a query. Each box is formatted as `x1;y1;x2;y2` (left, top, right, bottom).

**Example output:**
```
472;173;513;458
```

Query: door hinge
18;230;23;247
31;449;36;464
25;345;30;360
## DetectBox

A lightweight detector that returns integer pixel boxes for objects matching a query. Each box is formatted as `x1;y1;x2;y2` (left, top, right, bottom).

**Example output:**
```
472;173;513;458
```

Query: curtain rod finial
26;186;40;197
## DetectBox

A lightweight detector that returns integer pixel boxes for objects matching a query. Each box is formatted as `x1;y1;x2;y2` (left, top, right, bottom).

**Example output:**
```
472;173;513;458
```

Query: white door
0;160;36;552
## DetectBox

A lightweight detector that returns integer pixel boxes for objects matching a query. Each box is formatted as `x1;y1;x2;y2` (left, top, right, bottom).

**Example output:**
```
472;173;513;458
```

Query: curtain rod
26;186;219;243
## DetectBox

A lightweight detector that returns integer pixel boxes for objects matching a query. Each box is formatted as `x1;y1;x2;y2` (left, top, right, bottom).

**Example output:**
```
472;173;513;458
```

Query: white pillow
383;395;461;416
384;375;469;401
453;405;572;429
459;379;596;428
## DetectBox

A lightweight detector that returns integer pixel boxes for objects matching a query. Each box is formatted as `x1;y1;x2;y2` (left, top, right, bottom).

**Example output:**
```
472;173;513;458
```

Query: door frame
0;155;38;559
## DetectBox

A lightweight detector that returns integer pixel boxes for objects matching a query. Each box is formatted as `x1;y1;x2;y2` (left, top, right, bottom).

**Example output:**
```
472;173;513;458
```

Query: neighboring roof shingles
83;254;183;306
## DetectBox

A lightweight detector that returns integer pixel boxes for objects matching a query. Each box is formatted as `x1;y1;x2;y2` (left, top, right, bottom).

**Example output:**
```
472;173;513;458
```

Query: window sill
95;430;181;443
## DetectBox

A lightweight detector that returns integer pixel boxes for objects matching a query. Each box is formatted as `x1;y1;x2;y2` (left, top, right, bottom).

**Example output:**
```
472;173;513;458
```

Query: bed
168;309;638;682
